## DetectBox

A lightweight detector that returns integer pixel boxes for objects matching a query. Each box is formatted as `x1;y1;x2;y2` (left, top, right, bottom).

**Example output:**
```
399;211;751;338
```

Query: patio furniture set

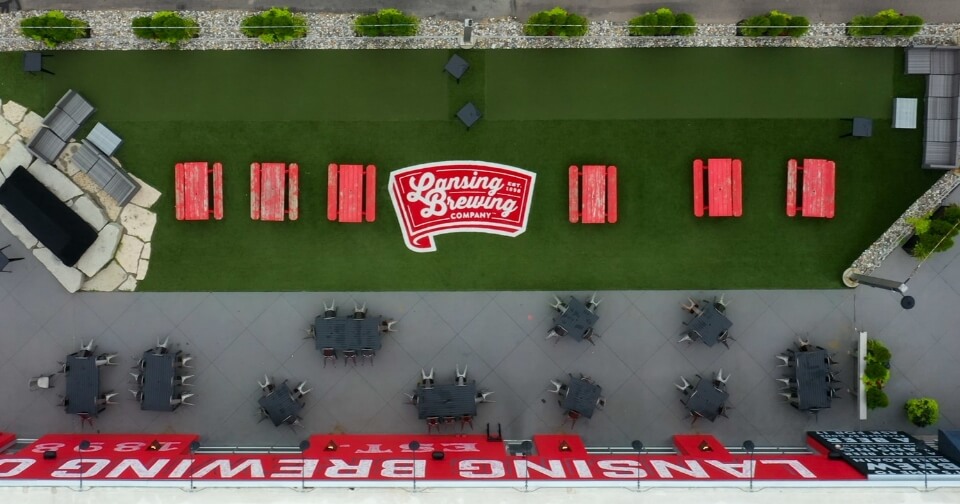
174;161;377;223
547;293;602;345
406;366;493;433
129;337;195;411
549;374;606;427
305;300;395;367
776;338;843;415
677;370;732;425
679;296;734;348
55;339;119;424
258;375;311;428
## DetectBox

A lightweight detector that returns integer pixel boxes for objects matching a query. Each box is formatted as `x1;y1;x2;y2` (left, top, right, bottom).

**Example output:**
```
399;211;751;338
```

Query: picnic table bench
569;165;617;224
327;163;376;223
175;162;224;221
250;162;299;221
693;158;742;218
786;158;835;218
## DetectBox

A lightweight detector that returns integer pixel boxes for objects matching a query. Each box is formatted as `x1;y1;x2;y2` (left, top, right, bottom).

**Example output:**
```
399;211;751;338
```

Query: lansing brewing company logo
389;161;537;252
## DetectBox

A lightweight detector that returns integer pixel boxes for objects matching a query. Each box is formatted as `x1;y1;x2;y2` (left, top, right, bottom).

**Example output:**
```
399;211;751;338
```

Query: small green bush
866;388;889;409
738;11;809;37
866;339;892;363
20;11;90;48
905;397;939;427
132;11;199;45
847;10;923;37
908;204;960;259
354;8;419;36
241;7;307;44
524;7;588;37
628;8;697;36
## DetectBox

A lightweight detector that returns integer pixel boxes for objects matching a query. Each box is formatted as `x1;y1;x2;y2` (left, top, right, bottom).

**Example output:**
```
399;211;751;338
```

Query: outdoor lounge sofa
26;89;96;164
26;128;67;165
905;46;960;169
73;139;140;206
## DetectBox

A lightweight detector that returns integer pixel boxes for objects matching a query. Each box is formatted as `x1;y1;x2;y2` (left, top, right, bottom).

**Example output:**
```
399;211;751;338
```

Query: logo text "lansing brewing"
405;171;517;219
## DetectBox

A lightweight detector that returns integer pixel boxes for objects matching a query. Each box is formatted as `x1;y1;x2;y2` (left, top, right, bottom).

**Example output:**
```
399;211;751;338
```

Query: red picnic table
787;158;835;218
175;161;223;221
693;158;742;218
250;162;299;221
569;165;618;224
327;163;376;223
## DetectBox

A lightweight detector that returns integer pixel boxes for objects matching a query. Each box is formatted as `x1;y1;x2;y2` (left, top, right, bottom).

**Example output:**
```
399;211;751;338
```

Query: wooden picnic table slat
582;165;606;224
182;162;209;221
338;164;364;223
708;158;732;217
260;162;286;222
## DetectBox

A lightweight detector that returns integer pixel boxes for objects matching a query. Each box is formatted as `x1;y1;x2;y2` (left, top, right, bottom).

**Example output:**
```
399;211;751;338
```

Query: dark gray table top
456;102;482;128
555;297;599;341
561;376;602;418
794;349;832;411
140;350;177;412
257;382;303;427
853;117;873;137
314;315;382;353
686;303;732;347
23;52;41;72
684;377;729;422
65;353;100;417
444;54;470;80
417;382;477;419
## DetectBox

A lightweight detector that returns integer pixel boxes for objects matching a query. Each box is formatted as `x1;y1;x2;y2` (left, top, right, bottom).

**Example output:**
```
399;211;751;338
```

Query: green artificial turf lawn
0;48;940;291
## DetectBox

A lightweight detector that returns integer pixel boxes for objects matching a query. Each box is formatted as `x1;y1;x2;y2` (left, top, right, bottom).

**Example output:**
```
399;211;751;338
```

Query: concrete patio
1;216;959;449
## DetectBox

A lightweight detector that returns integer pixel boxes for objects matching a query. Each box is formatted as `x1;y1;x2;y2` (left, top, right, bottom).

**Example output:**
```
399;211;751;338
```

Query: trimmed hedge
847;9;923;37
132;11;199;45
906;204;960;259
738;10;810;37
20;11;90;48
628;8;696;36
241;7;307;44
524;7;588;37
354;8;419;36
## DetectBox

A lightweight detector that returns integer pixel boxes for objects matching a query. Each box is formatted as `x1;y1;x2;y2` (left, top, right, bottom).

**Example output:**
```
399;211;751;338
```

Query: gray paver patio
1;217;960;449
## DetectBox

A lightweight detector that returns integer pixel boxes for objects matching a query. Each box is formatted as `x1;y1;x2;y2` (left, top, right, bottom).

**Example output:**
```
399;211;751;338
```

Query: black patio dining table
258;381;303;427
684;376;729;422
686;302;732;347
314;316;383;352
65;353;102;417
794;349;832;411
140;350;177;412
554;297;599;341
417;382;477;419
561;375;602;419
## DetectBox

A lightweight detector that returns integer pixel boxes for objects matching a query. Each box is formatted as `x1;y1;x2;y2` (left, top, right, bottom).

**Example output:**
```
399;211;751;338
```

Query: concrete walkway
25;0;960;24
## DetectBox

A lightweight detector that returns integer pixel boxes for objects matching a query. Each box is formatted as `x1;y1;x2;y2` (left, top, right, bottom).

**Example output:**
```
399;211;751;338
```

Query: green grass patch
0;48;938;291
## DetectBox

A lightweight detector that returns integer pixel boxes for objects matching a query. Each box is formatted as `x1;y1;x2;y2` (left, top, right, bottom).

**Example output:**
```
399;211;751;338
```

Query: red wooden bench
786;158;798;216
288;164;299;221
693;159;705;217
364;165;376;222
250;162;299;221
731;159;742;217
175;161;223;221
606;166;618;223
568;165;579;223
327;163;338;221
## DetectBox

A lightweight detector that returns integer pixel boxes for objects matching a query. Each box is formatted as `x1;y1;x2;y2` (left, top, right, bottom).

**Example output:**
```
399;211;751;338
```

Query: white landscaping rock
2;101;27;125
119;204;157;242
140;242;151;260
33;247;83;293
117;276;138;292
28;159;83;202
0;116;17;144
136;258;149;280
76;222;121;277
80;261;127;292
70;195;108;231
0;140;33;178
0;205;38;249
117;234;144;273
17;111;43;140
129;173;161;209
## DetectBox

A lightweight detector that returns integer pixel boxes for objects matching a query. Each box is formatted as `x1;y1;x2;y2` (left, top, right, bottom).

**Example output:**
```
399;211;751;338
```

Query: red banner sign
0;433;864;485
388;161;536;252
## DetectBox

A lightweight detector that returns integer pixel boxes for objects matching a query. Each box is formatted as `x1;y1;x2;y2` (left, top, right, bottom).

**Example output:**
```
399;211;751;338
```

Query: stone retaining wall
0;99;160;292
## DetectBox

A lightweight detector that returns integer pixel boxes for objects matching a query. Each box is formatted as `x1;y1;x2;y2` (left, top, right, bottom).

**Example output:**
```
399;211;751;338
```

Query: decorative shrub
847;10;923;37
354;8;419;36
738;11;809;37
132;11;199;45
866;388;889;409
524;7;588;37
905;398;939;427
20;11;90;48
866;339;892;363
905;204;960;259
241;7;307;44
628;8;696;36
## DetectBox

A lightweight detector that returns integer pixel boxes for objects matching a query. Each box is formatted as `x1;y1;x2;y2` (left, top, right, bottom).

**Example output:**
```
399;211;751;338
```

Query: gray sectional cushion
26;128;67;164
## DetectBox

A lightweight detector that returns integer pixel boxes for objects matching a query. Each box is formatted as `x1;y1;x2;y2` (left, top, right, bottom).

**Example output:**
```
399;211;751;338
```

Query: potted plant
905;397;939;427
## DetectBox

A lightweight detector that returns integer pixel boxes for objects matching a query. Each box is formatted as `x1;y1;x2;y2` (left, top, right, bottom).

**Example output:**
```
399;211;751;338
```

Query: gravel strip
0;11;957;50
2;10;957;276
